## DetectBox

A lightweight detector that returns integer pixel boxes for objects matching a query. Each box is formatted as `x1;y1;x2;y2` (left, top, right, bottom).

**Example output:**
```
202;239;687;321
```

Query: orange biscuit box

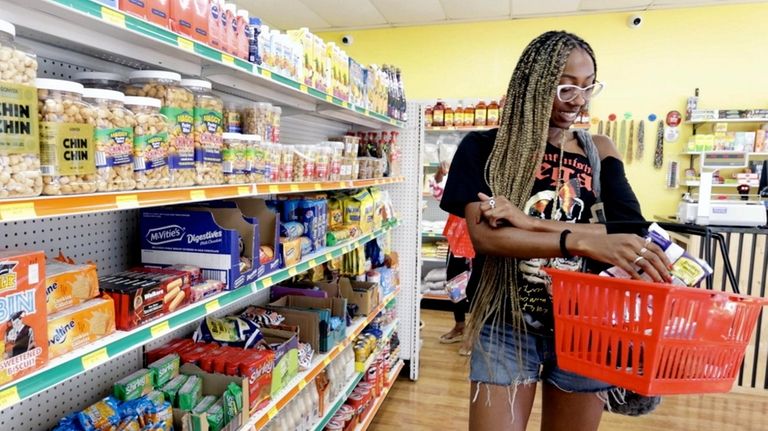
0;250;47;386
45;260;99;314
47;297;116;359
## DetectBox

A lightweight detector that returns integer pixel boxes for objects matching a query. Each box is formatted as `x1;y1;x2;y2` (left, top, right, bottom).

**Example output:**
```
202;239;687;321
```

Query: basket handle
603;221;740;294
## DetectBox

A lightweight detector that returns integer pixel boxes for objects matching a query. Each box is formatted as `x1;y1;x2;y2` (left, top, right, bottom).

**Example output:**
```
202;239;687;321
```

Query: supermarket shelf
421;256;447;263
686;118;768;124
354;360;404;431
422;292;450;301
6;0;405;129
0;177;404;222
382;319;398;340
421;232;445;239
312;372;365;431
682;151;768;156
425;126;495;133
683;181;753;187
0;222;400;411
244;287;401;430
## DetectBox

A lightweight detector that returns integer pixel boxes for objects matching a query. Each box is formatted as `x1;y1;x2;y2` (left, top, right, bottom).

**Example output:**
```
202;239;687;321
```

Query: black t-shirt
440;129;644;333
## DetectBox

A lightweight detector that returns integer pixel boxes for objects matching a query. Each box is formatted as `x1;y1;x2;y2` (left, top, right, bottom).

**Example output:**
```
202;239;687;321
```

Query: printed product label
475;109;487;125
194;109;223;164
95;127;133;167
251;146;266;179
134;132;169;172
222;147;246;174
445;112;454;126
40;122;96;176
432;110;444;125
0;83;39;155
487;109;499;125
225;112;241;133
162;107;194;170
245;147;255;172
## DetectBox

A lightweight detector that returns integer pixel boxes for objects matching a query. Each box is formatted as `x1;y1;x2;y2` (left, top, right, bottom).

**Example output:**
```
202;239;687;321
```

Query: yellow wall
320;3;768;219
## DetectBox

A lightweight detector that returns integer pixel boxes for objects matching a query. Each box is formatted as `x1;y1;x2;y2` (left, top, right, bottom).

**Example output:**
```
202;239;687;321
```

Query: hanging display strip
354;361;404;431
9;0;404;128
246;288;401;430
0;221;400;411
0;177;404;222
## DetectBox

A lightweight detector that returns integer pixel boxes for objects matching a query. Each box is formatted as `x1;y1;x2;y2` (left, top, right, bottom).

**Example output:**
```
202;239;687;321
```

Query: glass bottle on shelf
425;106;433;127
454;101;464;127
433;99;445;127
445;105;454;129
474;100;487;127
487;100;500;126
463;103;475;127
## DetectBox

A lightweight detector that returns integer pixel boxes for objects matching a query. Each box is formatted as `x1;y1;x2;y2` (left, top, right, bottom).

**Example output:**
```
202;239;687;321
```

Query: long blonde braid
467;31;598;363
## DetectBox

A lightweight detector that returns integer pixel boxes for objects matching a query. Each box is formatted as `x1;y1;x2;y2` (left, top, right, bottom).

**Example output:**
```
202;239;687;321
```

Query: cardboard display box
175;363;249;431
261;328;299;396
317;277;380;317
266;296;347;353
231;198;283;278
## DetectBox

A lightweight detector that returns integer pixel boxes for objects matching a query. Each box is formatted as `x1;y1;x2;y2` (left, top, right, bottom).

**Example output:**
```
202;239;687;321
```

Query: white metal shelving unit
0;2;424;429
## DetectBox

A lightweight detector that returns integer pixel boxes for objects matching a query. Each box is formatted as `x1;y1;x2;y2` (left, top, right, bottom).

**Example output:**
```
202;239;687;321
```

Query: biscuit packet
147;353;180;387
45;259;99;314
47;296;116;359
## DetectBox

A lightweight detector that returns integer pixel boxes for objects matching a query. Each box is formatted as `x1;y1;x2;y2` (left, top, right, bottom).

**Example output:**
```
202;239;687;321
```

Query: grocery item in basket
177;374;202;411
45;259;99;314
0;250;47;386
147;353;180;387
600;223;713;287
193;315;263;348
192;395;218;414
126;96;170;190
222;382;243;425
160;374;189;406
240;306;284;327
76;396;121;431
259;245;274;264
0;19;41;199
47;296;116;359
114;369;154;401
37;78;98;196
84;88;136;192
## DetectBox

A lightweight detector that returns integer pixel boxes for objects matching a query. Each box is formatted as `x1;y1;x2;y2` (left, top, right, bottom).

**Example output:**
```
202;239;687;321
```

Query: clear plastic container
243;102;271;142
278;144;293;183
125;96;170;190
0;20;41;198
72;72;127;91
314;145;330;182
292;145;314;182
222;132;248;184
181;79;224;185
36;78;98;196
327;141;343;181
249;136;267;183
270;106;281;143
267;142;281;182
241;134;261;183
223;103;242;133
126;71;196;187
83;88;136;192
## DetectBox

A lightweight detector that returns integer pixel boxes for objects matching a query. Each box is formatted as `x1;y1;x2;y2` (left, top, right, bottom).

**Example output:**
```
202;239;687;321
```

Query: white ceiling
235;0;764;31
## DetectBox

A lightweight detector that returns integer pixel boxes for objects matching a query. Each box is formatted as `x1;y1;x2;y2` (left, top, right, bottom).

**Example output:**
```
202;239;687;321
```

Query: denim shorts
469;324;613;393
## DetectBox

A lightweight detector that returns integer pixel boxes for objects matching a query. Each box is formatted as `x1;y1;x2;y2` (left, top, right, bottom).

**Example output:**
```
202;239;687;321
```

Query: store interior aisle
371;310;768;431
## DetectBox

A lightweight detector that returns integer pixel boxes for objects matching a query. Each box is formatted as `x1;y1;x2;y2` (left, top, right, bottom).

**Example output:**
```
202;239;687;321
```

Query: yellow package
368;187;383;230
343;190;374;234
47;297;116;359
46;260;99;314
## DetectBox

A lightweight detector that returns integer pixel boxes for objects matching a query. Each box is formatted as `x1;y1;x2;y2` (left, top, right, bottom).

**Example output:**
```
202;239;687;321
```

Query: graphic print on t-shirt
518;148;595;332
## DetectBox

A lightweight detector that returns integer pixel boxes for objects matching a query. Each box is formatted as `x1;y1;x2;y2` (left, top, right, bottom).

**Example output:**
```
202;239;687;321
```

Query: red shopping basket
548;269;767;396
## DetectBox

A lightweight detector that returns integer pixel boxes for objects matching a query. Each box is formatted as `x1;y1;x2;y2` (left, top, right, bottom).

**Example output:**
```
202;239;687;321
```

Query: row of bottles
425;99;501;128
385;66;407;122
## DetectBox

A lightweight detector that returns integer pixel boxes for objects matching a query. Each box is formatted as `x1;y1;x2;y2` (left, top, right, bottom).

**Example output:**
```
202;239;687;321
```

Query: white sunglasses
556;82;605;103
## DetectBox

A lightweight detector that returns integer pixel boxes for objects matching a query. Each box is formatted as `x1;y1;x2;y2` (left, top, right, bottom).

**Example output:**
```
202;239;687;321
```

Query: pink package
208;0;222;50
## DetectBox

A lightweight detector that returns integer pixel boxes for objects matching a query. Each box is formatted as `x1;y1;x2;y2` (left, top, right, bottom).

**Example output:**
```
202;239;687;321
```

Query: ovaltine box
45;260;99;314
47;297;116;359
0;250;47;386
139;207;258;290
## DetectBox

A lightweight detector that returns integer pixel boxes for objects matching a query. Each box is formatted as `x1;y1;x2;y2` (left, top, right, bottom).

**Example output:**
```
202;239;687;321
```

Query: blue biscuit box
140;206;258;289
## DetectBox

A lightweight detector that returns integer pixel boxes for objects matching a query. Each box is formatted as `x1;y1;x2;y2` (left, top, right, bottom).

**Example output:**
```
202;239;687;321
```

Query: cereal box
0;250;47;386
47;297;116;359
45;260;99;314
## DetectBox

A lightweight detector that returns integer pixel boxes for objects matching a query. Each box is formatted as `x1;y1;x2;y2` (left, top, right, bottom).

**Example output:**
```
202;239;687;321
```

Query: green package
206;401;225;431
160;374;189;407
192;395;218;414
147;354;180;388
114;369;154;401
177;375;202;411
146;390;165;406
222;382;243;425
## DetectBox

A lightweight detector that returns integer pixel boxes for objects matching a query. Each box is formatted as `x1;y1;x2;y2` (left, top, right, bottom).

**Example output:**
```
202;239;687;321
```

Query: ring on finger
488;197;496;210
639;247;648;256
633;256;644;265
644;237;652;245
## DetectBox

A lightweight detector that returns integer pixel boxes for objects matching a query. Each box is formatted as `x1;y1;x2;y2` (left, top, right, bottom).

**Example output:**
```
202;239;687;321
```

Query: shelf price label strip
0;222;398;408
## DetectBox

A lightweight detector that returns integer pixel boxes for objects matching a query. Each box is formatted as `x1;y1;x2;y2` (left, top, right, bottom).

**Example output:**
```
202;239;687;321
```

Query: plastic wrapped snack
125;96;170;189
181;79;224;185
126;71;195;186
193;316;263;348
37;79;98;195
0;20;41;198
83;88;136;191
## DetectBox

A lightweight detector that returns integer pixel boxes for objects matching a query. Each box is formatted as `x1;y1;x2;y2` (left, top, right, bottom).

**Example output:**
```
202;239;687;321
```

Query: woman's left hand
476;192;535;230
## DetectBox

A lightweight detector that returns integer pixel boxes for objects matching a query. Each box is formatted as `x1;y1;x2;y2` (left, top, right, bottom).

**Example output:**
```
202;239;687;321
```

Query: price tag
251;284;260;293
390;119;398;125
308;259;318;267
150;321;171;338
222;54;235;65
268;185;280;194
261;69;272;78
323;357;331;366
190;190;206;201
205;299;221;314
365;109;370;116
313;183;322;191
289;184;300;192
0;202;36;221
337;182;346;189
345;102;352;109
326;95;333;103
101;7;126;28
0;386;20;409
177;37;194;52
298;380;307;390
299;85;308;93
324;253;333;260
237;186;250;196
82;348;109;370
261;277;273;288
288;267;298;277
267;407;279;419
115;194;139;209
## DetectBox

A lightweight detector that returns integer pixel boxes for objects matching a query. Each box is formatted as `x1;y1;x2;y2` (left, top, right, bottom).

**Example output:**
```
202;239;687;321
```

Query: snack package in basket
600;223;712;287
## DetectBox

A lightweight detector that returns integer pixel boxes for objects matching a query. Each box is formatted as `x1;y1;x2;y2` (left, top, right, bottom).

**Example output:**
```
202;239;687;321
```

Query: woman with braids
440;31;672;431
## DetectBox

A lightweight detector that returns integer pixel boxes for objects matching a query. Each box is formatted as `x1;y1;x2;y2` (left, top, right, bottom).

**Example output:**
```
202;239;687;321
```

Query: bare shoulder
591;134;622;160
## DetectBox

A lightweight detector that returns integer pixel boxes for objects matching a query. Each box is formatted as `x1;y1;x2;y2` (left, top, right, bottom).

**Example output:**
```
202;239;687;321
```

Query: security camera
627;14;643;29
341;35;354;45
